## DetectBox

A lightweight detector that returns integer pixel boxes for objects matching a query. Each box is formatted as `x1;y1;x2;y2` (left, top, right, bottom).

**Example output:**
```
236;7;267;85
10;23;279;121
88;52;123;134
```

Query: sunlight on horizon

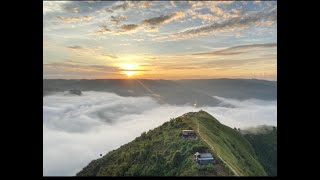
120;63;140;78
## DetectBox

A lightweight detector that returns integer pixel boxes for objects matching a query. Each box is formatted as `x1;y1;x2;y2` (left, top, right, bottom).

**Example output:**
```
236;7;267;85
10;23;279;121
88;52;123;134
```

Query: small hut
194;152;215;165
182;130;196;138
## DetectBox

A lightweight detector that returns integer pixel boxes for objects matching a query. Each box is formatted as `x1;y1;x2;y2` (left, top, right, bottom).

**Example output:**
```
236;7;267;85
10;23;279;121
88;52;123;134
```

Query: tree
140;132;147;139
171;151;183;166
192;144;208;153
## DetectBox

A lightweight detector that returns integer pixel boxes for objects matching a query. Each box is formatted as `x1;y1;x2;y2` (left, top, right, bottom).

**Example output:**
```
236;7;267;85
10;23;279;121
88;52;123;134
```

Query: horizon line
43;78;277;82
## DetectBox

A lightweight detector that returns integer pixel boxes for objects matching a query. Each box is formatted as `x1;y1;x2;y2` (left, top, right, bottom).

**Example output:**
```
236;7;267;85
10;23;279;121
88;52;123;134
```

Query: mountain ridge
77;111;269;176
43;79;277;106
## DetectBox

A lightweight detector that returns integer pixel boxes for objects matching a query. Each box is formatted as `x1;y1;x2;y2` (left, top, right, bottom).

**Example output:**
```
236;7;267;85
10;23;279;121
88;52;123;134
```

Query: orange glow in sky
43;1;277;80
121;64;140;78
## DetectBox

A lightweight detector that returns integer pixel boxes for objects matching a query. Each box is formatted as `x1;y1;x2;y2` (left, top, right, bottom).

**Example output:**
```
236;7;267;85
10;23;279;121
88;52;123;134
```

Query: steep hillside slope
77;111;267;176
183;111;267;176
242;126;277;176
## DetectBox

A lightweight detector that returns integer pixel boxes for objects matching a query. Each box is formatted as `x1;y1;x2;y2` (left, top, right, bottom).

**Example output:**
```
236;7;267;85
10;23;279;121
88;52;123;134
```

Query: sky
43;1;277;80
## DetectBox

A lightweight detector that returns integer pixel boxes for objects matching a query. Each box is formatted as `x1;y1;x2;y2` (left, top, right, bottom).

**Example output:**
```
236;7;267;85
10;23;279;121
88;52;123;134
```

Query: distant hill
76;111;268;176
43;79;276;106
175;79;277;100
242;126;277;176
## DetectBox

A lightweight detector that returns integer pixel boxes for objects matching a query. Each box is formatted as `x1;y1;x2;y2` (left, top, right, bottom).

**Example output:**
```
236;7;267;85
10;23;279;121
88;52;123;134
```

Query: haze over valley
43;79;276;176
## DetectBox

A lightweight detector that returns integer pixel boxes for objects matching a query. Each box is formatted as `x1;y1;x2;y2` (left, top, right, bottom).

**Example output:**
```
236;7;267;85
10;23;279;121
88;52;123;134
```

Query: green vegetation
243;127;277;176
77;111;269;176
77;115;220;176
182;111;267;176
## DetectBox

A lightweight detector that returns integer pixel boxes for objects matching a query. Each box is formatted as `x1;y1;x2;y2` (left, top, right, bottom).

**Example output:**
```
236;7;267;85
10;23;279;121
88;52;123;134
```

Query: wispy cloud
67;45;84;50
119;24;139;32
67;45;104;57
67;45;117;60
43;1;70;15
44;60;121;78
105;1;152;13
110;15;128;24
210;6;224;16
61;1;116;14
57;16;93;23
111;2;129;11
96;11;186;35
94;25;111;35
158;7;277;41
193;43;277;56
142;11;185;26
102;54;118;59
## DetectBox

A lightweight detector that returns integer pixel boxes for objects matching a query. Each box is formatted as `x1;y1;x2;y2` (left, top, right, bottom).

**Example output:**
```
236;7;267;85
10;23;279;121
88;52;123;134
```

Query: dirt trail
196;121;240;176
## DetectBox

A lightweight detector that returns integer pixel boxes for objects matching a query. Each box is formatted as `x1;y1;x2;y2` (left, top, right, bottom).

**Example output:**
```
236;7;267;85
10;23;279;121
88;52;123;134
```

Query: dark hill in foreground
77;111;269;176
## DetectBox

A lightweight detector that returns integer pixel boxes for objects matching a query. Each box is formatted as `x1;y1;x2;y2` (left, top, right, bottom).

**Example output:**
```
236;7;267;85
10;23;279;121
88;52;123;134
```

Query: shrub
140;132;147;139
192;144;208;153
171;150;183;166
206;163;214;171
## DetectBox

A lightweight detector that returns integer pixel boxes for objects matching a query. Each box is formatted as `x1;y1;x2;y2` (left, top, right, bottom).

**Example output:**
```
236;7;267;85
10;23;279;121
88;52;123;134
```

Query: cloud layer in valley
43;91;276;176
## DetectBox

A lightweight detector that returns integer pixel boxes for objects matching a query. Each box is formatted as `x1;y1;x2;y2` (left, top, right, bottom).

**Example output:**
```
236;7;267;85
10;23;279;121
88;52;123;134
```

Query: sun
122;64;137;71
124;71;136;77
120;63;139;77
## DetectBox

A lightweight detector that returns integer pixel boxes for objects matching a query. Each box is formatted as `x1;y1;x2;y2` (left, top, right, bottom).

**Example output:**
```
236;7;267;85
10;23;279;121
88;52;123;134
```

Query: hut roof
195;152;214;159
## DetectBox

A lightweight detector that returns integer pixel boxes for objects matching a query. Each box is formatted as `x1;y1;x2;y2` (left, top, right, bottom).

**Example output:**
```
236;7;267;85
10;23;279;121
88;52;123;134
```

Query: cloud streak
66;46;118;61
158;7;277;41
67;45;100;55
43;1;70;15
110;2;129;11
142;11;185;26
193;43;277;56
110;15;128;24
57;16;93;23
43;60;121;79
96;11;186;34
119;24;139;32
105;1;152;13
101;54;118;59
95;25;111;34
67;45;84;50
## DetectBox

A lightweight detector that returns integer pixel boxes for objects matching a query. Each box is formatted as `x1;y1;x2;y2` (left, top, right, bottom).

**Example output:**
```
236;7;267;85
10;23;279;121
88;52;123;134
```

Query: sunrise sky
43;1;277;80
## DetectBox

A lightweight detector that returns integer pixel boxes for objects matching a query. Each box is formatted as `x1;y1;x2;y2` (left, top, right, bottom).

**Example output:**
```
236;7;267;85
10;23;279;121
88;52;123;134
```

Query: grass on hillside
77;115;228;176
243;127;277;176
183;111;267;176
77;110;267;176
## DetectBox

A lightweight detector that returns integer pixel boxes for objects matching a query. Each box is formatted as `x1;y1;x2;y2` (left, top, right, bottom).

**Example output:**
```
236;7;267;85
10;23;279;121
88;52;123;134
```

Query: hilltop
77;111;268;176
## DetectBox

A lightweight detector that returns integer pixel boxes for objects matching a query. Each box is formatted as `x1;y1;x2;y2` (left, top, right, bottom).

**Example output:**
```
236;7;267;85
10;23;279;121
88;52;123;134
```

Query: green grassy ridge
183;111;267;176
243;127;277;176
77;115;226;176
77;111;267;176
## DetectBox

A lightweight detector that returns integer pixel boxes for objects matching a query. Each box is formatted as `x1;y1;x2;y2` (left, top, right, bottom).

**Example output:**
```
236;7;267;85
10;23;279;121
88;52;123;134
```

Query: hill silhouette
77;111;269;176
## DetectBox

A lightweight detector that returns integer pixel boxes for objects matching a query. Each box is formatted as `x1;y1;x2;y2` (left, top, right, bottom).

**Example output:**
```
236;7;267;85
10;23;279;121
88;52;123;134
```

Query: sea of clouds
43;91;277;176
